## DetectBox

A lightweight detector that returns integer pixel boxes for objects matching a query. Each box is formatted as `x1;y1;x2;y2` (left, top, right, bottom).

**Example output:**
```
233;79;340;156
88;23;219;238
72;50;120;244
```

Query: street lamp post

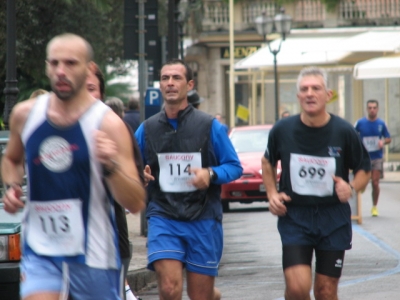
177;18;185;60
3;0;19;130
255;8;292;122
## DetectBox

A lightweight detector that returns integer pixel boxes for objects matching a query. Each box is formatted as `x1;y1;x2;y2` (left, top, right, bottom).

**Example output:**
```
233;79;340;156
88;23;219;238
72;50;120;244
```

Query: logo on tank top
38;136;76;172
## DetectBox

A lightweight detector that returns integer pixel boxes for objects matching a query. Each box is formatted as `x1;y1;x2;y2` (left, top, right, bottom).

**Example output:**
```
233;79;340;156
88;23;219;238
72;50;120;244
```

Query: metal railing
201;0;400;30
340;0;400;20
294;0;325;22
203;0;229;29
242;1;277;23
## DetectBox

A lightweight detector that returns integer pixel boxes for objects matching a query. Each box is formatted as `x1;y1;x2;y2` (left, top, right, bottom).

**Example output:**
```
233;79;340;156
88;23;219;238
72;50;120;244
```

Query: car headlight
0;234;21;262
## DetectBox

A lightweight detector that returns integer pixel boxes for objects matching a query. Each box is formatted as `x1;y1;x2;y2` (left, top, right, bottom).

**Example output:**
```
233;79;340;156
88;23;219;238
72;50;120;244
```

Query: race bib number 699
290;153;336;197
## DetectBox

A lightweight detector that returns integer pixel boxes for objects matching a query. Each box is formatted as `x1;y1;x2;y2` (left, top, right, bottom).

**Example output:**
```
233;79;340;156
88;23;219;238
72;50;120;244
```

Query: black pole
273;50;279;122
167;0;180;60
178;22;184;60
3;0;19;130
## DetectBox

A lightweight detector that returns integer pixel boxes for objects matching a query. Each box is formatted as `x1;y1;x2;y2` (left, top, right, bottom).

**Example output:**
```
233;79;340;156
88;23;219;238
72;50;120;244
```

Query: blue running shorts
278;203;352;251
147;217;223;276
20;252;122;300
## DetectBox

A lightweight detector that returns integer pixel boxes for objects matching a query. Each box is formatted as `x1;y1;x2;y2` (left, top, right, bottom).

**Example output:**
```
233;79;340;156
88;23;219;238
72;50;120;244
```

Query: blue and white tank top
21;94;120;270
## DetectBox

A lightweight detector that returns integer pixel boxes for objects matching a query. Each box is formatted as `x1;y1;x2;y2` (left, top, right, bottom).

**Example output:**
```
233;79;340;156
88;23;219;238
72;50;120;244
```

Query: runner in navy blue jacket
135;59;242;300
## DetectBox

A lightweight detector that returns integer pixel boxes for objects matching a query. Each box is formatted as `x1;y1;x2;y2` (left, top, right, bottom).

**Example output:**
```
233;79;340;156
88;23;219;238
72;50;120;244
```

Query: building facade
184;0;400;161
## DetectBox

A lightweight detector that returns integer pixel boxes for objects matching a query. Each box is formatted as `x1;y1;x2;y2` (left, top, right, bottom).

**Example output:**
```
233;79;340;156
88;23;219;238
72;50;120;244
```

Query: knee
371;180;380;189
285;283;311;299
158;277;181;299
314;284;337;300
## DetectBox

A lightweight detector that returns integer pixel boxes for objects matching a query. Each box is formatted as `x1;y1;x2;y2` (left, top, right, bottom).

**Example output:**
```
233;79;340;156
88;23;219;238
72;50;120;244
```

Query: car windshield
230;128;270;153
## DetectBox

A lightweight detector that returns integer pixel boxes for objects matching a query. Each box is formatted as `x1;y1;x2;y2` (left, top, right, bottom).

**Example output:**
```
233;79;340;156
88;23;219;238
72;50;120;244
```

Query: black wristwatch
208;168;217;182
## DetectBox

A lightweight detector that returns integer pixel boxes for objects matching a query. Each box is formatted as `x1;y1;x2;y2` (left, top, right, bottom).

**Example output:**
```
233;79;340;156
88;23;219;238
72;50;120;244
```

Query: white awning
353;56;400;79
235;30;400;70
331;31;400;52
235;37;351;69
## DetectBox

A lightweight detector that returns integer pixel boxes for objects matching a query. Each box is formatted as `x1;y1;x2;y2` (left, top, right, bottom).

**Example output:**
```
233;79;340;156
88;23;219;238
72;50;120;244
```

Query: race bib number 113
27;199;85;256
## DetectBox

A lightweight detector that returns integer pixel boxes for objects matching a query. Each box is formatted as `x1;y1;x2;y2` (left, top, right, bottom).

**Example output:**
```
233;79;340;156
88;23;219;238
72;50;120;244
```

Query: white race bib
27;199;85;256
362;136;380;152
290;154;336;197
158;152;202;192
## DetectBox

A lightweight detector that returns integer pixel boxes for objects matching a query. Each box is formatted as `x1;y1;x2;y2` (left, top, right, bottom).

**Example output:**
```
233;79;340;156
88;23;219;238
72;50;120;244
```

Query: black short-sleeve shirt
264;114;371;206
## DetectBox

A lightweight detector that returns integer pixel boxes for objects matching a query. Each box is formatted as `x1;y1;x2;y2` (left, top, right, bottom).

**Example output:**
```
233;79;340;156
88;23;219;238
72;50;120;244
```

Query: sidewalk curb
126;268;157;293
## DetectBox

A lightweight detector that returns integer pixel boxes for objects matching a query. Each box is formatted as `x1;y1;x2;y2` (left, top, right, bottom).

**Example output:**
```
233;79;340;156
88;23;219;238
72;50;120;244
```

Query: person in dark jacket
123;96;141;132
135;59;242;300
187;89;204;109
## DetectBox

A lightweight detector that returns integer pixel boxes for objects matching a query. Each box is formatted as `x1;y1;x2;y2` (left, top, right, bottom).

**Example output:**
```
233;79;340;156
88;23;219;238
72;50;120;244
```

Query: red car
221;125;281;212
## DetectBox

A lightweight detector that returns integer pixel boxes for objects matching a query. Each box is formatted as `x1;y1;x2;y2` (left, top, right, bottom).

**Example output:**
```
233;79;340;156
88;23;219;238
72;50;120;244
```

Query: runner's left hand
93;130;118;168
333;176;352;202
189;168;210;190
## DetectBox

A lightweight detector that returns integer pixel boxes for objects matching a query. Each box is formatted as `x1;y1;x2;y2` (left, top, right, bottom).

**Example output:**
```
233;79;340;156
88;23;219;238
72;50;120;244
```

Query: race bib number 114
158;152;202;192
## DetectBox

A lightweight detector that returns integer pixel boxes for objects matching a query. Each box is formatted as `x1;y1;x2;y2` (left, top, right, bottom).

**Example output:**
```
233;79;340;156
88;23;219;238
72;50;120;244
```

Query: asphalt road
137;182;400;299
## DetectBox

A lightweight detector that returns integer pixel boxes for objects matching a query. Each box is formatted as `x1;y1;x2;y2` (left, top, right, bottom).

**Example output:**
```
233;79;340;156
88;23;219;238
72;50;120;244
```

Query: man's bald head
46;33;94;62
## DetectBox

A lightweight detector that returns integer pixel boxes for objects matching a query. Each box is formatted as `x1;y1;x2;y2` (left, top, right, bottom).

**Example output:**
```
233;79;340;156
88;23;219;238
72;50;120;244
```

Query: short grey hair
296;67;328;92
105;97;125;118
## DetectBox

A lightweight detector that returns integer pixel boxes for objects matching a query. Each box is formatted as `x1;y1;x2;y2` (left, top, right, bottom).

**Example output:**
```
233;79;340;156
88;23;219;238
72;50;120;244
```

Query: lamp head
255;11;274;39
274;7;292;40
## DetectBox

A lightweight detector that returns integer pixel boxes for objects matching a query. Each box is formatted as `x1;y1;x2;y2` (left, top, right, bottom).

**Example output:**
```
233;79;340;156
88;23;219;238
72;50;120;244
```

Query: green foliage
321;0;340;11
0;0;129;111
278;0;340;12
101;62;138;104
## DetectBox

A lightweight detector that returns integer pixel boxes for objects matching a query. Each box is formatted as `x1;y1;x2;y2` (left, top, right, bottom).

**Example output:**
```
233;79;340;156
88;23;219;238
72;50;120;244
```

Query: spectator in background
87;63;105;101
123;96;141;132
187;89;204;109
281;110;290;118
88;76;140;300
30;89;48;98
215;113;229;134
106;97;126;119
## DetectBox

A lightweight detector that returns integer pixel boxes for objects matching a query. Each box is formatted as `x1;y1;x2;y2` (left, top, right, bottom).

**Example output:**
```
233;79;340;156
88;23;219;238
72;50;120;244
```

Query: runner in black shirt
262;66;371;300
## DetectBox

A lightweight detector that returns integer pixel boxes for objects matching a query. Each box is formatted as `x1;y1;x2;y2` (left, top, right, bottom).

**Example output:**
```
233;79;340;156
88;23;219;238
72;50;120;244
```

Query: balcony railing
242;2;277;24
203;0;229;30
294;0;325;23
201;0;400;31
340;0;400;24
